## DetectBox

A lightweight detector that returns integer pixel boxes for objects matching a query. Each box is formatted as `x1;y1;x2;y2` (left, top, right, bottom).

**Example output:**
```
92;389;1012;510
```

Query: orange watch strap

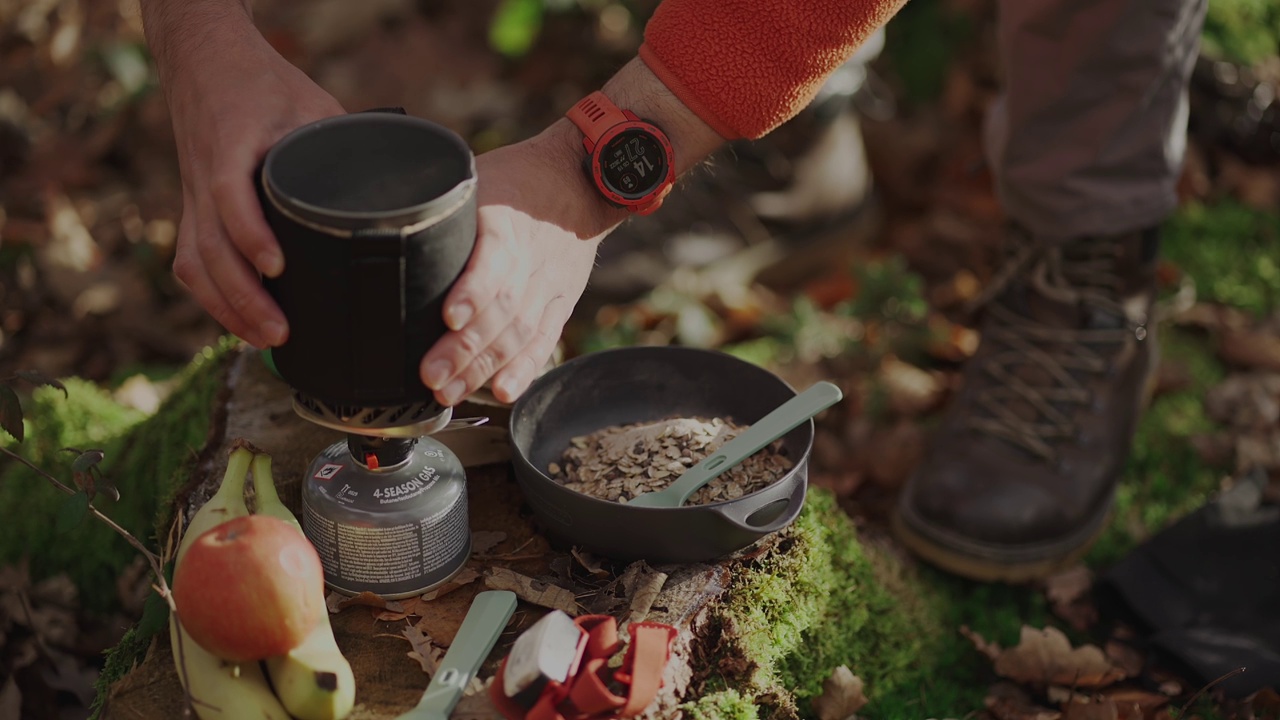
567;92;628;149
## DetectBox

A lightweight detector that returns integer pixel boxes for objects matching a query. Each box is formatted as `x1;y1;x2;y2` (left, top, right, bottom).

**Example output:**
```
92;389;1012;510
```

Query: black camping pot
509;346;811;564
259;110;476;408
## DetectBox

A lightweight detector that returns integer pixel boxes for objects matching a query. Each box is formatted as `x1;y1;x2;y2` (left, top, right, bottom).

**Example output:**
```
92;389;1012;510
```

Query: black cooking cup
509;346;811;564
259;110;476;408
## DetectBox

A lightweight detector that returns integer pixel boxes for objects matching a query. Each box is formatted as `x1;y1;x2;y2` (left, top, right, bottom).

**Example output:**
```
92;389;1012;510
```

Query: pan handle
711;475;807;536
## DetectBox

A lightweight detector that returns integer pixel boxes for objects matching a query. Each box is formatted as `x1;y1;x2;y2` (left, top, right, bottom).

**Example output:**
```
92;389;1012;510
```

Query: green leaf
56;491;91;534
0;385;22;442
489;0;544;58
71;449;106;474
15;370;67;398
138;588;170;639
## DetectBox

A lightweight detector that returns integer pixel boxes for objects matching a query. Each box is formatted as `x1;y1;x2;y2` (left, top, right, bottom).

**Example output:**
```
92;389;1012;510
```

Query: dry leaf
325;591;348;615
1061;699;1118;720
985;681;1062;720
420;567;482;602
484;568;578;616
811;666;867;720
471;531;507;556
960;625;1002;662
994;626;1125;688
1101;688;1168;714
623;565;668;626
1045;566;1097;631
571;547;609;578
879;355;945;417
1103;640;1145;678
335;591;404;613
1219;329;1280;372
402;623;445;676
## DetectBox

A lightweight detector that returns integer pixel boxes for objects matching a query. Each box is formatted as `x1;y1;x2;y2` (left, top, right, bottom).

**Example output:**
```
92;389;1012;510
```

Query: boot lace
961;231;1147;461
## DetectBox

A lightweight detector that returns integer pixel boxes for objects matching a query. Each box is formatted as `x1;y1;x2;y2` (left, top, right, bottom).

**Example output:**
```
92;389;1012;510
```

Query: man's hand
145;2;344;349
418;124;621;407
421;58;724;407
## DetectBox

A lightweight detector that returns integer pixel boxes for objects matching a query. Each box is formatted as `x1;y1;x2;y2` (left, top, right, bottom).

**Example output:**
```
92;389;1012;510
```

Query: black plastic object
1095;473;1280;698
259;111;477;408
509;346;811;564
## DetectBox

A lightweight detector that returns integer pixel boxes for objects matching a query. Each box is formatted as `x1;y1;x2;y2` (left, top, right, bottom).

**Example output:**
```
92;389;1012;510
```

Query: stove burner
292;392;454;437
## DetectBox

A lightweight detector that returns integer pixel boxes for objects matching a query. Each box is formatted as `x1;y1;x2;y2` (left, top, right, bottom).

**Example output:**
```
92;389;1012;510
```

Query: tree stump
98;347;946;720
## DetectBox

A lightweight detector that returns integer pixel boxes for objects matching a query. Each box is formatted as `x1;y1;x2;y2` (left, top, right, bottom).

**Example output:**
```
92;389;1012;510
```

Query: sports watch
566;91;676;216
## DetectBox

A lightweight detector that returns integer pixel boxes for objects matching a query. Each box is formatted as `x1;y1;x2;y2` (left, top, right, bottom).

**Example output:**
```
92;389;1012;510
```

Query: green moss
1162;201;1280;316
0;340;234;613
684;689;761;720
695;489;956;719
1200;0;1280;66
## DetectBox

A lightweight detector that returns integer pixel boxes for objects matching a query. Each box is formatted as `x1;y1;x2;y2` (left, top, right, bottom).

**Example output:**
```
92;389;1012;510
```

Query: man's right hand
149;6;345;349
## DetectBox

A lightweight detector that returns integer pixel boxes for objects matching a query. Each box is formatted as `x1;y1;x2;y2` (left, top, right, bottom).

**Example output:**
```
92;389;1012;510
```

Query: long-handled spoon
626;381;843;508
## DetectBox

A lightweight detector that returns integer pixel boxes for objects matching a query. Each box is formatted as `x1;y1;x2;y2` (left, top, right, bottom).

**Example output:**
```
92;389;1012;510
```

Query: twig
1178;667;1246;718
0;444;198;706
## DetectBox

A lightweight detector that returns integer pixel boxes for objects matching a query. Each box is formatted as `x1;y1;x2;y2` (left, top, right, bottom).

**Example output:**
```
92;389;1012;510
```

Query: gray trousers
985;0;1209;239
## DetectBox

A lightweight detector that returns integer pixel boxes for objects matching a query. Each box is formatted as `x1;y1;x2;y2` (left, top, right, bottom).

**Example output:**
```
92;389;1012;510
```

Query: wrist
534;118;631;235
599;58;724;176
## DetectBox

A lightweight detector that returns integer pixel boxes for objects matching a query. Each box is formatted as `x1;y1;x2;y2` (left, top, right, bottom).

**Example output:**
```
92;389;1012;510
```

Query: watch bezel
587;119;675;209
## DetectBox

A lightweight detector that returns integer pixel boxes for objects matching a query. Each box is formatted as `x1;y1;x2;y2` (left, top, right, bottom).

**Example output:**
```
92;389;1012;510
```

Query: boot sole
891;352;1161;584
891;503;1112;583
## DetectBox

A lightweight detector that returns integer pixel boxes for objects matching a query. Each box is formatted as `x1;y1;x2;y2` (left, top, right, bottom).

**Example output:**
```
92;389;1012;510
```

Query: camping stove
297;396;482;599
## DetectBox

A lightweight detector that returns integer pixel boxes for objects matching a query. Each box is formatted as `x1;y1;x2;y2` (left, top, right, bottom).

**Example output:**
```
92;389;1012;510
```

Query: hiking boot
893;226;1162;582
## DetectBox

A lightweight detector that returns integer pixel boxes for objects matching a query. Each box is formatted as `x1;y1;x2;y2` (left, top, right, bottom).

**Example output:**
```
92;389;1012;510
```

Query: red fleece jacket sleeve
639;0;905;140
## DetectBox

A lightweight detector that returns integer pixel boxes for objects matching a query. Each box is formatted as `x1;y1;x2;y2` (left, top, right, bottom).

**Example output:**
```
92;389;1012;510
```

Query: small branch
1;446;162;569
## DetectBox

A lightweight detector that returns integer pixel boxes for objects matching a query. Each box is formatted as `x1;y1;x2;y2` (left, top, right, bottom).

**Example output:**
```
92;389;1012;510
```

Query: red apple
173;514;326;662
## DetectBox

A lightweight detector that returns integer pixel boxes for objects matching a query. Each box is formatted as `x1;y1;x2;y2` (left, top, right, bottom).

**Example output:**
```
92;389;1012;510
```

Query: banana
252;452;357;720
169;445;293;720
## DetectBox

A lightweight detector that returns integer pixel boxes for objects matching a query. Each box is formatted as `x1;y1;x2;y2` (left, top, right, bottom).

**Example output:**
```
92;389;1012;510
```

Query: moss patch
1162;201;1280;316
688;489;956;719
0;340;234;613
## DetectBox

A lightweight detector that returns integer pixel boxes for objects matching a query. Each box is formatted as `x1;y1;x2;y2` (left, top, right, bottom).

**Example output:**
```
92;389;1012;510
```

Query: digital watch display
566;92;675;215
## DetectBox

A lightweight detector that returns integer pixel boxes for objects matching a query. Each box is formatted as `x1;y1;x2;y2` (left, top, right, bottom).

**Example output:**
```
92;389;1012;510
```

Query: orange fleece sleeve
638;0;905;140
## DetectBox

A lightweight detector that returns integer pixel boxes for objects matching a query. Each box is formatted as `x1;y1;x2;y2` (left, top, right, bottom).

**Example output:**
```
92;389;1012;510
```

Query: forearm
140;0;256;99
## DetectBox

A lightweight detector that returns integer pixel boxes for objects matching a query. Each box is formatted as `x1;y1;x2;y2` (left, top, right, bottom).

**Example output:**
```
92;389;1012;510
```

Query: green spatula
394;590;518;720
626;380;844;508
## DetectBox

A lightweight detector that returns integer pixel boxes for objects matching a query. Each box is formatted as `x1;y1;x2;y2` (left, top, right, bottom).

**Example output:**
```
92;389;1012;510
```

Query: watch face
598;128;668;200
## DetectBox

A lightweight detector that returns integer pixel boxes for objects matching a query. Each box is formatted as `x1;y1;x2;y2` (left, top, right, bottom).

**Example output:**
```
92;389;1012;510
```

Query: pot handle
711;476;806;536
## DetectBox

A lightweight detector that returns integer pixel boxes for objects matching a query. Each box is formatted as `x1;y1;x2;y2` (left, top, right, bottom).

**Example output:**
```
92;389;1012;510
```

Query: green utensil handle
668;380;843;505
396;590;518;720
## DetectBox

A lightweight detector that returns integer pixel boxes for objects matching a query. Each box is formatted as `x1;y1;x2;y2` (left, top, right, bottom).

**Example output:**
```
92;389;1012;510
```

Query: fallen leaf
470;531;507;556
1190;433;1236;467
335;591;404;613
571;547;609;578
484;568;578;616
40;648;96;708
1045;566;1097;631
420;566;482;602
1205;374;1280;428
402;623;445;677
1061;698;1118;720
620;562;667;627
994;626;1126;689
325;591;347;614
960;625;1002;662
1246;687;1280;717
863;420;924;489
1101;688;1168;715
1103;640;1145;678
879;355;945;417
985;681;1061;720
811;666;867;720
1219;328;1280;372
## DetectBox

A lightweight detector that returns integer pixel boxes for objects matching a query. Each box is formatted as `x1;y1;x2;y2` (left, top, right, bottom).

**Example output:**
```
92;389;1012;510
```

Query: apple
173;514;326;662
